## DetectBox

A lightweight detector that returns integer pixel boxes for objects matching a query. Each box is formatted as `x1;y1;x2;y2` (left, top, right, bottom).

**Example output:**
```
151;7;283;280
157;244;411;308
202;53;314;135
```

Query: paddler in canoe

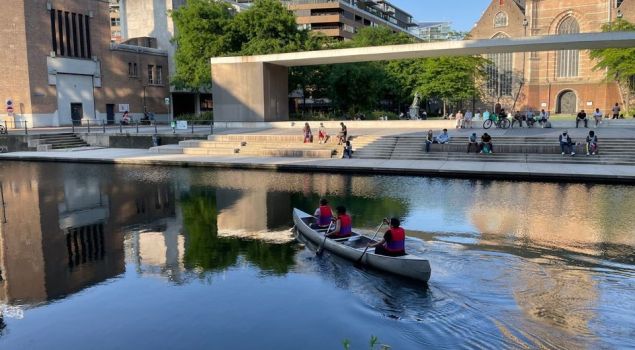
311;198;333;229
326;206;353;239
366;217;406;257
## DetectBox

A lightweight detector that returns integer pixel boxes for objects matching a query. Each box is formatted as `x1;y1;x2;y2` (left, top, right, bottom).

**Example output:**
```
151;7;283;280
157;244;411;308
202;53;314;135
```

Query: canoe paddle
354;220;385;268
316;220;334;256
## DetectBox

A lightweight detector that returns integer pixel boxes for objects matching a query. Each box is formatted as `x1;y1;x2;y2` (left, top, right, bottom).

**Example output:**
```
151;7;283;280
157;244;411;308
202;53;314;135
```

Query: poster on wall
118;104;130;112
176;120;188;130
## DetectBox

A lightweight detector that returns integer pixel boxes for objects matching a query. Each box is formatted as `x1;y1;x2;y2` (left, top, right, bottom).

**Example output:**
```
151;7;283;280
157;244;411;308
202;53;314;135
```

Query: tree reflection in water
181;189;296;275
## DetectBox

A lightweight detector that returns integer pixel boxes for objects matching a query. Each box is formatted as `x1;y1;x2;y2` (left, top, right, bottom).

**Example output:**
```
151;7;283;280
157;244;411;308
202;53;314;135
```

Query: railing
0;119;215;136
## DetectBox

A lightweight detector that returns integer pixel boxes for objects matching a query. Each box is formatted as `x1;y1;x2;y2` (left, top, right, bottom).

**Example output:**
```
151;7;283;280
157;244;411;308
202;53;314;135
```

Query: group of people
424;129;451;152
313;199;406;257
467;132;494;154
302;122;352;158
559;130;599;156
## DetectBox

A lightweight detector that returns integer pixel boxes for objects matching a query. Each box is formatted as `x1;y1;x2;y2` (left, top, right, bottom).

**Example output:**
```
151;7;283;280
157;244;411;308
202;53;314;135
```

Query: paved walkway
1;148;634;183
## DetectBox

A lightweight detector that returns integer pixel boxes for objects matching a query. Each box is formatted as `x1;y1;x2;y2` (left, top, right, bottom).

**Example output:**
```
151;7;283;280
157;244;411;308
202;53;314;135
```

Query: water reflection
0;163;633;349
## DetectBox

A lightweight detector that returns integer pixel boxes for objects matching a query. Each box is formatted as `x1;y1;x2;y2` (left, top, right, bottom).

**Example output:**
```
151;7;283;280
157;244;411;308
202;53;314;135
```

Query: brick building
470;0;632;115
0;0;170;127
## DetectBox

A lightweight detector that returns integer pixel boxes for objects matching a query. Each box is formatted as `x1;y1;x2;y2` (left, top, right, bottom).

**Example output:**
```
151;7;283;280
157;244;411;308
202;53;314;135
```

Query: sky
389;0;492;32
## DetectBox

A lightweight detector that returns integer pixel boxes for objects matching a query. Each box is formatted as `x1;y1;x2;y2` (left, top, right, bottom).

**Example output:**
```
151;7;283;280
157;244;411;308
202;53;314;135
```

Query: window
49;8;91;58
556;16;580;78
148;65;154;84
111;17;120;26
494;12;508;28
128;62;138;77
617;0;624;7
156;65;163;85
486;33;513;97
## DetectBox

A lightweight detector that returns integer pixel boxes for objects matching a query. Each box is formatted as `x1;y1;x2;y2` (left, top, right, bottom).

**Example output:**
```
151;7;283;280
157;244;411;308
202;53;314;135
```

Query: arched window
487;33;513;97
494;12;508;27
556;16;580;78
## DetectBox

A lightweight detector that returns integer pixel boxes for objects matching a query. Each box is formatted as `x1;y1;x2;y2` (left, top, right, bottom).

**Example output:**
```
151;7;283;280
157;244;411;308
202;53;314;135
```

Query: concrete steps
32;133;90;151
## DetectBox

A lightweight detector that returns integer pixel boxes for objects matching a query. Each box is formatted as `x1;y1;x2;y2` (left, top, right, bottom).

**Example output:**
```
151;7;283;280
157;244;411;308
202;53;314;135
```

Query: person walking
576;110;588;128
612;102;621;119
337;122;347;145
593;108;603;127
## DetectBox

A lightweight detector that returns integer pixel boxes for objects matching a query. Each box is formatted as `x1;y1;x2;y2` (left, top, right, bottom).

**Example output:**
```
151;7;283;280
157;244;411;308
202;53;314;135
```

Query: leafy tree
170;0;234;90
590;19;635;113
414;56;487;115
227;0;320;55
171;0;322;92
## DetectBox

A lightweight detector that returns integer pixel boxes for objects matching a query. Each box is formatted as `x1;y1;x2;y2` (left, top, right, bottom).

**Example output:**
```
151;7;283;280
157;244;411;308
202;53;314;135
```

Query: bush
176;112;214;124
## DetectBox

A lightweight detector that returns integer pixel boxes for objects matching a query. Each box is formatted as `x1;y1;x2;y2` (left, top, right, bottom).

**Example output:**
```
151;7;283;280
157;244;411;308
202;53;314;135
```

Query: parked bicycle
483;117;510;129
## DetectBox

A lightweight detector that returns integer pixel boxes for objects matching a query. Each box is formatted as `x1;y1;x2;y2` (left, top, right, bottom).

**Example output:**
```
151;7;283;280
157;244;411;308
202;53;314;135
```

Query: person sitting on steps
576;110;588;128
559;130;575;156
586;130;598;156
480;133;493;154
467;133;478;153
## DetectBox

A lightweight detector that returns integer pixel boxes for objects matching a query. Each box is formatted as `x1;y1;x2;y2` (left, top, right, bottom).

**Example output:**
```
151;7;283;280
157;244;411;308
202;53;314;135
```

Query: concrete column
211;62;289;122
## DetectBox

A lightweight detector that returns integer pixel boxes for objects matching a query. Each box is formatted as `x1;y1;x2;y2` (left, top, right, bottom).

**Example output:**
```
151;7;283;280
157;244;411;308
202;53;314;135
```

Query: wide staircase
151;134;339;158
32;133;90;151
350;135;635;165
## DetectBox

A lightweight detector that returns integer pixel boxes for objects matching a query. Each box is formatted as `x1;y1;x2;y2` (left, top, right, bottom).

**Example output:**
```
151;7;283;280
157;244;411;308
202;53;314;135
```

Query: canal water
0;162;633;349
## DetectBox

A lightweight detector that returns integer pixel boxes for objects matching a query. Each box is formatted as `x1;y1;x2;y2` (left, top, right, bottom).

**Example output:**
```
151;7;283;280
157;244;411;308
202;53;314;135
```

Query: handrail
1;119;215;136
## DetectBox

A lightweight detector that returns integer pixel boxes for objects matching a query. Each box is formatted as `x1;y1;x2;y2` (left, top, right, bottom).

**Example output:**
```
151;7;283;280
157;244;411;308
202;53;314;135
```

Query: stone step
149;145;184;154
179;140;245;148
182;147;239;155
238;148;334;158
209;134;306;142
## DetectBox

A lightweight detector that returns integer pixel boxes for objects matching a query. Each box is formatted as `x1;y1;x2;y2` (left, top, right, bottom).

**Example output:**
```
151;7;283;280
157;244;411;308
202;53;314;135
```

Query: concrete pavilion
209;32;635;123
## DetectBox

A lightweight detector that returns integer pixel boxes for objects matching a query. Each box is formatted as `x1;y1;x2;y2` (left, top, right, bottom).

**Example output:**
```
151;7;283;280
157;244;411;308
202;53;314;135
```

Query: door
557;91;577;114
106;104;115;125
71;103;83;125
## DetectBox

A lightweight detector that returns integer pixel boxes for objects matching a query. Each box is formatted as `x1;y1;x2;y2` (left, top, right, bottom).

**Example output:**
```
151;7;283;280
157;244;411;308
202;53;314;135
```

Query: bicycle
483;117;510;129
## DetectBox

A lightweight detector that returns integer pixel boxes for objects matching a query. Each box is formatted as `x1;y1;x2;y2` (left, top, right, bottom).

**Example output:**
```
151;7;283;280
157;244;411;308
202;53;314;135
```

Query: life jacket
318;205;332;226
385;227;405;252
337;214;352;237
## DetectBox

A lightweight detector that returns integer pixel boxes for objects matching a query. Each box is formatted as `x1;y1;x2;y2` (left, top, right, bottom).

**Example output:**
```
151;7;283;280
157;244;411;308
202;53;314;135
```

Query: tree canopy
590;19;635;111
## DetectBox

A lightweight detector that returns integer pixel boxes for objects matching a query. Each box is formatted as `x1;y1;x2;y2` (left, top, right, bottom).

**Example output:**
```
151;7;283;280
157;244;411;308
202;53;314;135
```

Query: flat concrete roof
210;32;635;67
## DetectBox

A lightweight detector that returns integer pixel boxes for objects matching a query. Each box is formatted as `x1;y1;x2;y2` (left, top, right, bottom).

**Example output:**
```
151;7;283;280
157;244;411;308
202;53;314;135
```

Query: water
0;162;633;349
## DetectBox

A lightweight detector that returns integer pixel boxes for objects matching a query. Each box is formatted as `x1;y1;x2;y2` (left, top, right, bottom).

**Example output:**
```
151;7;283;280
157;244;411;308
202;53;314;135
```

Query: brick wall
471;0;631;114
0;0;32;120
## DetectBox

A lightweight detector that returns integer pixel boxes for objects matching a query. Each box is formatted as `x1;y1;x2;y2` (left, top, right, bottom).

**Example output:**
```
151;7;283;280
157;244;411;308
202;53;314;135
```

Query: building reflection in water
0;163;175;307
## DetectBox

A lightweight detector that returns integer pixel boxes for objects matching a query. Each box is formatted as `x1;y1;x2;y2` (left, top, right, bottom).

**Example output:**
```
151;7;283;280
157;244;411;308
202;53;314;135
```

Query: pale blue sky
389;0;492;32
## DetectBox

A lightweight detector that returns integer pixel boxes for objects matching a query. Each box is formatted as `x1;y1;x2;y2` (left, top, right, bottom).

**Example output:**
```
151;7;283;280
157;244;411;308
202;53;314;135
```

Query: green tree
170;0;234;90
590;19;635;113
227;0;319;55
414;56;486;115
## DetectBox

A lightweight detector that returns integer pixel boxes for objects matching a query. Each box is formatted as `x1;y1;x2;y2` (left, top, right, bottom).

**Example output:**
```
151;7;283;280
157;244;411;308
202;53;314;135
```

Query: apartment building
231;0;417;40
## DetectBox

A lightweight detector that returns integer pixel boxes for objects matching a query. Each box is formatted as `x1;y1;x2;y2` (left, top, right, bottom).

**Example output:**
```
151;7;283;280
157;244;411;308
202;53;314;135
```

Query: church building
470;0;634;115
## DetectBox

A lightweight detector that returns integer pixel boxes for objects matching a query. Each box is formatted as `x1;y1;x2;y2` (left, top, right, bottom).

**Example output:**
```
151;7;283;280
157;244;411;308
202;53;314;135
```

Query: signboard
176;120;188;130
6;99;14;117
118;104;130;112
164;97;170;105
